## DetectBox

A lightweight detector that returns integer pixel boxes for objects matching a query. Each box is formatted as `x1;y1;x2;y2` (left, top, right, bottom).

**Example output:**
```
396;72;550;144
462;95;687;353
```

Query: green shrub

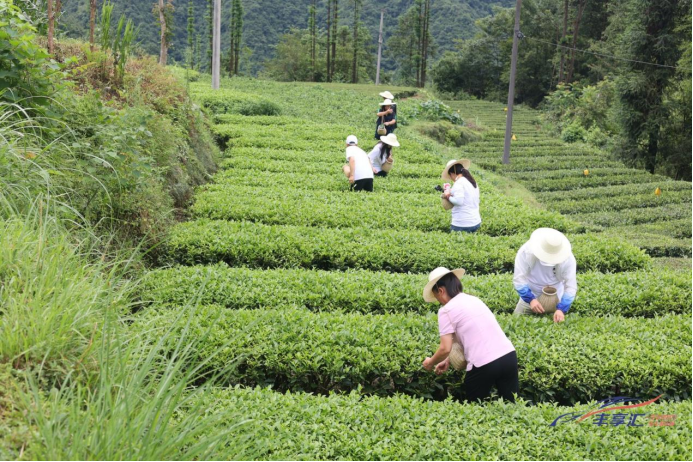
165;220;650;274
141;265;692;317
137;306;692;403
585;125;609;147
561;122;587;143
191;184;580;236
191;387;692;460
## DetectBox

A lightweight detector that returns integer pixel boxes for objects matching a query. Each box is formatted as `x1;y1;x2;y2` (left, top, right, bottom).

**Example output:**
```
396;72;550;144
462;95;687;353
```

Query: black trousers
374;171;388;177
464;351;519;403
352;178;373;192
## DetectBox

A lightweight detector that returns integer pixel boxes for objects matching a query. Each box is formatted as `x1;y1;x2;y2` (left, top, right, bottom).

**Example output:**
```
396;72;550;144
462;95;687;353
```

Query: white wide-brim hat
423;267;466;303
379;91;395;99
441;159;471;181
380;133;400;147
529;228;572;265
379;98;394;106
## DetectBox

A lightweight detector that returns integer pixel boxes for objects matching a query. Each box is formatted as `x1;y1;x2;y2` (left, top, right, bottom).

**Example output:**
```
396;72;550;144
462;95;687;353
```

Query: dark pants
451;223;481;233
374;171;388;177
352;178;373;192
464;351;519;403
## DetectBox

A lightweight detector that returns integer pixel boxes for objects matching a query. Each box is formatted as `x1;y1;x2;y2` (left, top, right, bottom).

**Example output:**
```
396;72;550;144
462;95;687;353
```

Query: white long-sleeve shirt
368;143;390;173
447;177;481;227
512;242;578;313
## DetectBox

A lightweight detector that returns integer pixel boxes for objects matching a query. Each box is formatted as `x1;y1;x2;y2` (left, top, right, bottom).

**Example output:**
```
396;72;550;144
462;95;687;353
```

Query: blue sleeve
557;293;575;314
516;285;536;304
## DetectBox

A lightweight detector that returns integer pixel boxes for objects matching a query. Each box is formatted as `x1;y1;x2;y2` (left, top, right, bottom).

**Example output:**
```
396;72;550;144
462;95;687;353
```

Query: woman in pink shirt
422;267;519;402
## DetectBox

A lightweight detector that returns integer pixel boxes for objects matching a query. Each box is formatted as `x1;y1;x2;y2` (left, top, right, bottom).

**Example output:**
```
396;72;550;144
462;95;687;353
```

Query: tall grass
18;306;255;460
1;93;253;459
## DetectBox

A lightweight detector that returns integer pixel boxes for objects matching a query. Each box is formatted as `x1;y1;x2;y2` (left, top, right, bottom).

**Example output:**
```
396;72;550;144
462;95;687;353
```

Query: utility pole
375;9;384;85
212;0;221;89
502;0;522;165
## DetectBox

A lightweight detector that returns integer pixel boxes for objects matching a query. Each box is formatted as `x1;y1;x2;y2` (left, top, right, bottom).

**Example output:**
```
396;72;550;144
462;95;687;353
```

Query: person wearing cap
368;133;399;177
344;135;376;192
513;228;577;323
441;159;481;233
375;98;397;140
421;267;518;402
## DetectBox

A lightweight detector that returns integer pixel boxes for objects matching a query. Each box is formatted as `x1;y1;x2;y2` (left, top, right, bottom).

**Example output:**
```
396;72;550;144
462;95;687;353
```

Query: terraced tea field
139;78;692;459
450;100;693;258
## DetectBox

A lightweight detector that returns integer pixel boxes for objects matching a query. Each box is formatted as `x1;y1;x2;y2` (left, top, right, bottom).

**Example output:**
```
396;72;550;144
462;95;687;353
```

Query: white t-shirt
448;177;481;227
346;146;374;181
368;143;390;173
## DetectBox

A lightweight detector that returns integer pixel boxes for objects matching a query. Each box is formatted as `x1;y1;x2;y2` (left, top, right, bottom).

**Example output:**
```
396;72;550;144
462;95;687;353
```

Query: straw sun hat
379;98;394;106
379;91;395;99
441;159;471;181
379;133;400;147
529;228;572;265
423;267;466;303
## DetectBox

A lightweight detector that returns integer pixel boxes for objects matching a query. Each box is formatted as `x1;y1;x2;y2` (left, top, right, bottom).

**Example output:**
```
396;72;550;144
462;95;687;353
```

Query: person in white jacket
441;159;481;232
513;228;577;323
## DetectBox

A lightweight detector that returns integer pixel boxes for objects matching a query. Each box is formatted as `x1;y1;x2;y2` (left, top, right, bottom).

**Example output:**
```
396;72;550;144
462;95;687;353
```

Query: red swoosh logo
576;395;662;422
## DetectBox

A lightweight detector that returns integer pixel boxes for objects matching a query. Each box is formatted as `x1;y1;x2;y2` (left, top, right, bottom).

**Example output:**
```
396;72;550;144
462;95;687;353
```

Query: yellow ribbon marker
504;107;508;112
511;134;517;141
583;169;589;176
655;187;661;196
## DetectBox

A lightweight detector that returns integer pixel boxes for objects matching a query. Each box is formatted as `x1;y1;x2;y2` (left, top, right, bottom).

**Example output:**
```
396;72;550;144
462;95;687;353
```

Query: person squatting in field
343;135;376;192
440;159;481;233
368;133;399;177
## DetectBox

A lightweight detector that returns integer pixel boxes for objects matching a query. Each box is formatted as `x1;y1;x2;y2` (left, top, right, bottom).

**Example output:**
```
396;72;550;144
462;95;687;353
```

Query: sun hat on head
346;135;358;146
529;228;572;265
423;267;466;303
379;91;395;99
379;98;394;106
379;133;400;147
441;159;471;181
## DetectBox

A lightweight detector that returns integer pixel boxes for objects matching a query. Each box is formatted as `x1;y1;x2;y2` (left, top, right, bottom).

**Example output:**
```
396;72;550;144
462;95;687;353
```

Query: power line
524;35;684;70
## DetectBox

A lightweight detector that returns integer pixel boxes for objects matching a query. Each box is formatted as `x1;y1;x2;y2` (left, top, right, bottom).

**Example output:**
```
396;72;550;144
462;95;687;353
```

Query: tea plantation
139;77;692;459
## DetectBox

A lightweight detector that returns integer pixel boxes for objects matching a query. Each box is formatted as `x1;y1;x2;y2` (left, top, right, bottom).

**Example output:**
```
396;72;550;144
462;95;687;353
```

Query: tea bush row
537;181;691;202
547;191;691;214
579;204;692;228
478;158;624;174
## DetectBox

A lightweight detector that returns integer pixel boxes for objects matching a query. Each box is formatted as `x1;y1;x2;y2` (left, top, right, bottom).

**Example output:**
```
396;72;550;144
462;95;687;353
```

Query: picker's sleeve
513;244;536;303
557;255;578;313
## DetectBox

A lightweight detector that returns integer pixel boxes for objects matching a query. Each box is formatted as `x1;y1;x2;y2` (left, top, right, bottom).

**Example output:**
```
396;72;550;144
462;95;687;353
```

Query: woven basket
449;342;467;371
441;197;454;210
537;286;559;314
381;157;394;173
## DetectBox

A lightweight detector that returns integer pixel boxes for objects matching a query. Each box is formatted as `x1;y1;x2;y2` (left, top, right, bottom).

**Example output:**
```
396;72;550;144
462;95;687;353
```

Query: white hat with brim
441;159;471;181
379;99;394;106
379;91;395;99
380;133;400;147
529;228;572;265
423;267;466;303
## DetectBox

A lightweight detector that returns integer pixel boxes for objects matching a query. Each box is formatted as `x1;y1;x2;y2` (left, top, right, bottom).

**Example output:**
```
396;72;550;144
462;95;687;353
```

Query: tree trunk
208;0;213;71
229;0;236;75
420;0;430;87
47;0;54;54
310;0;316;81
89;0;96;52
646;125;658;174
326;0;331;82
331;0;338;80
158;0;167;65
351;0;358;83
212;0;221;88
567;0;586;83
558;0;568;83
